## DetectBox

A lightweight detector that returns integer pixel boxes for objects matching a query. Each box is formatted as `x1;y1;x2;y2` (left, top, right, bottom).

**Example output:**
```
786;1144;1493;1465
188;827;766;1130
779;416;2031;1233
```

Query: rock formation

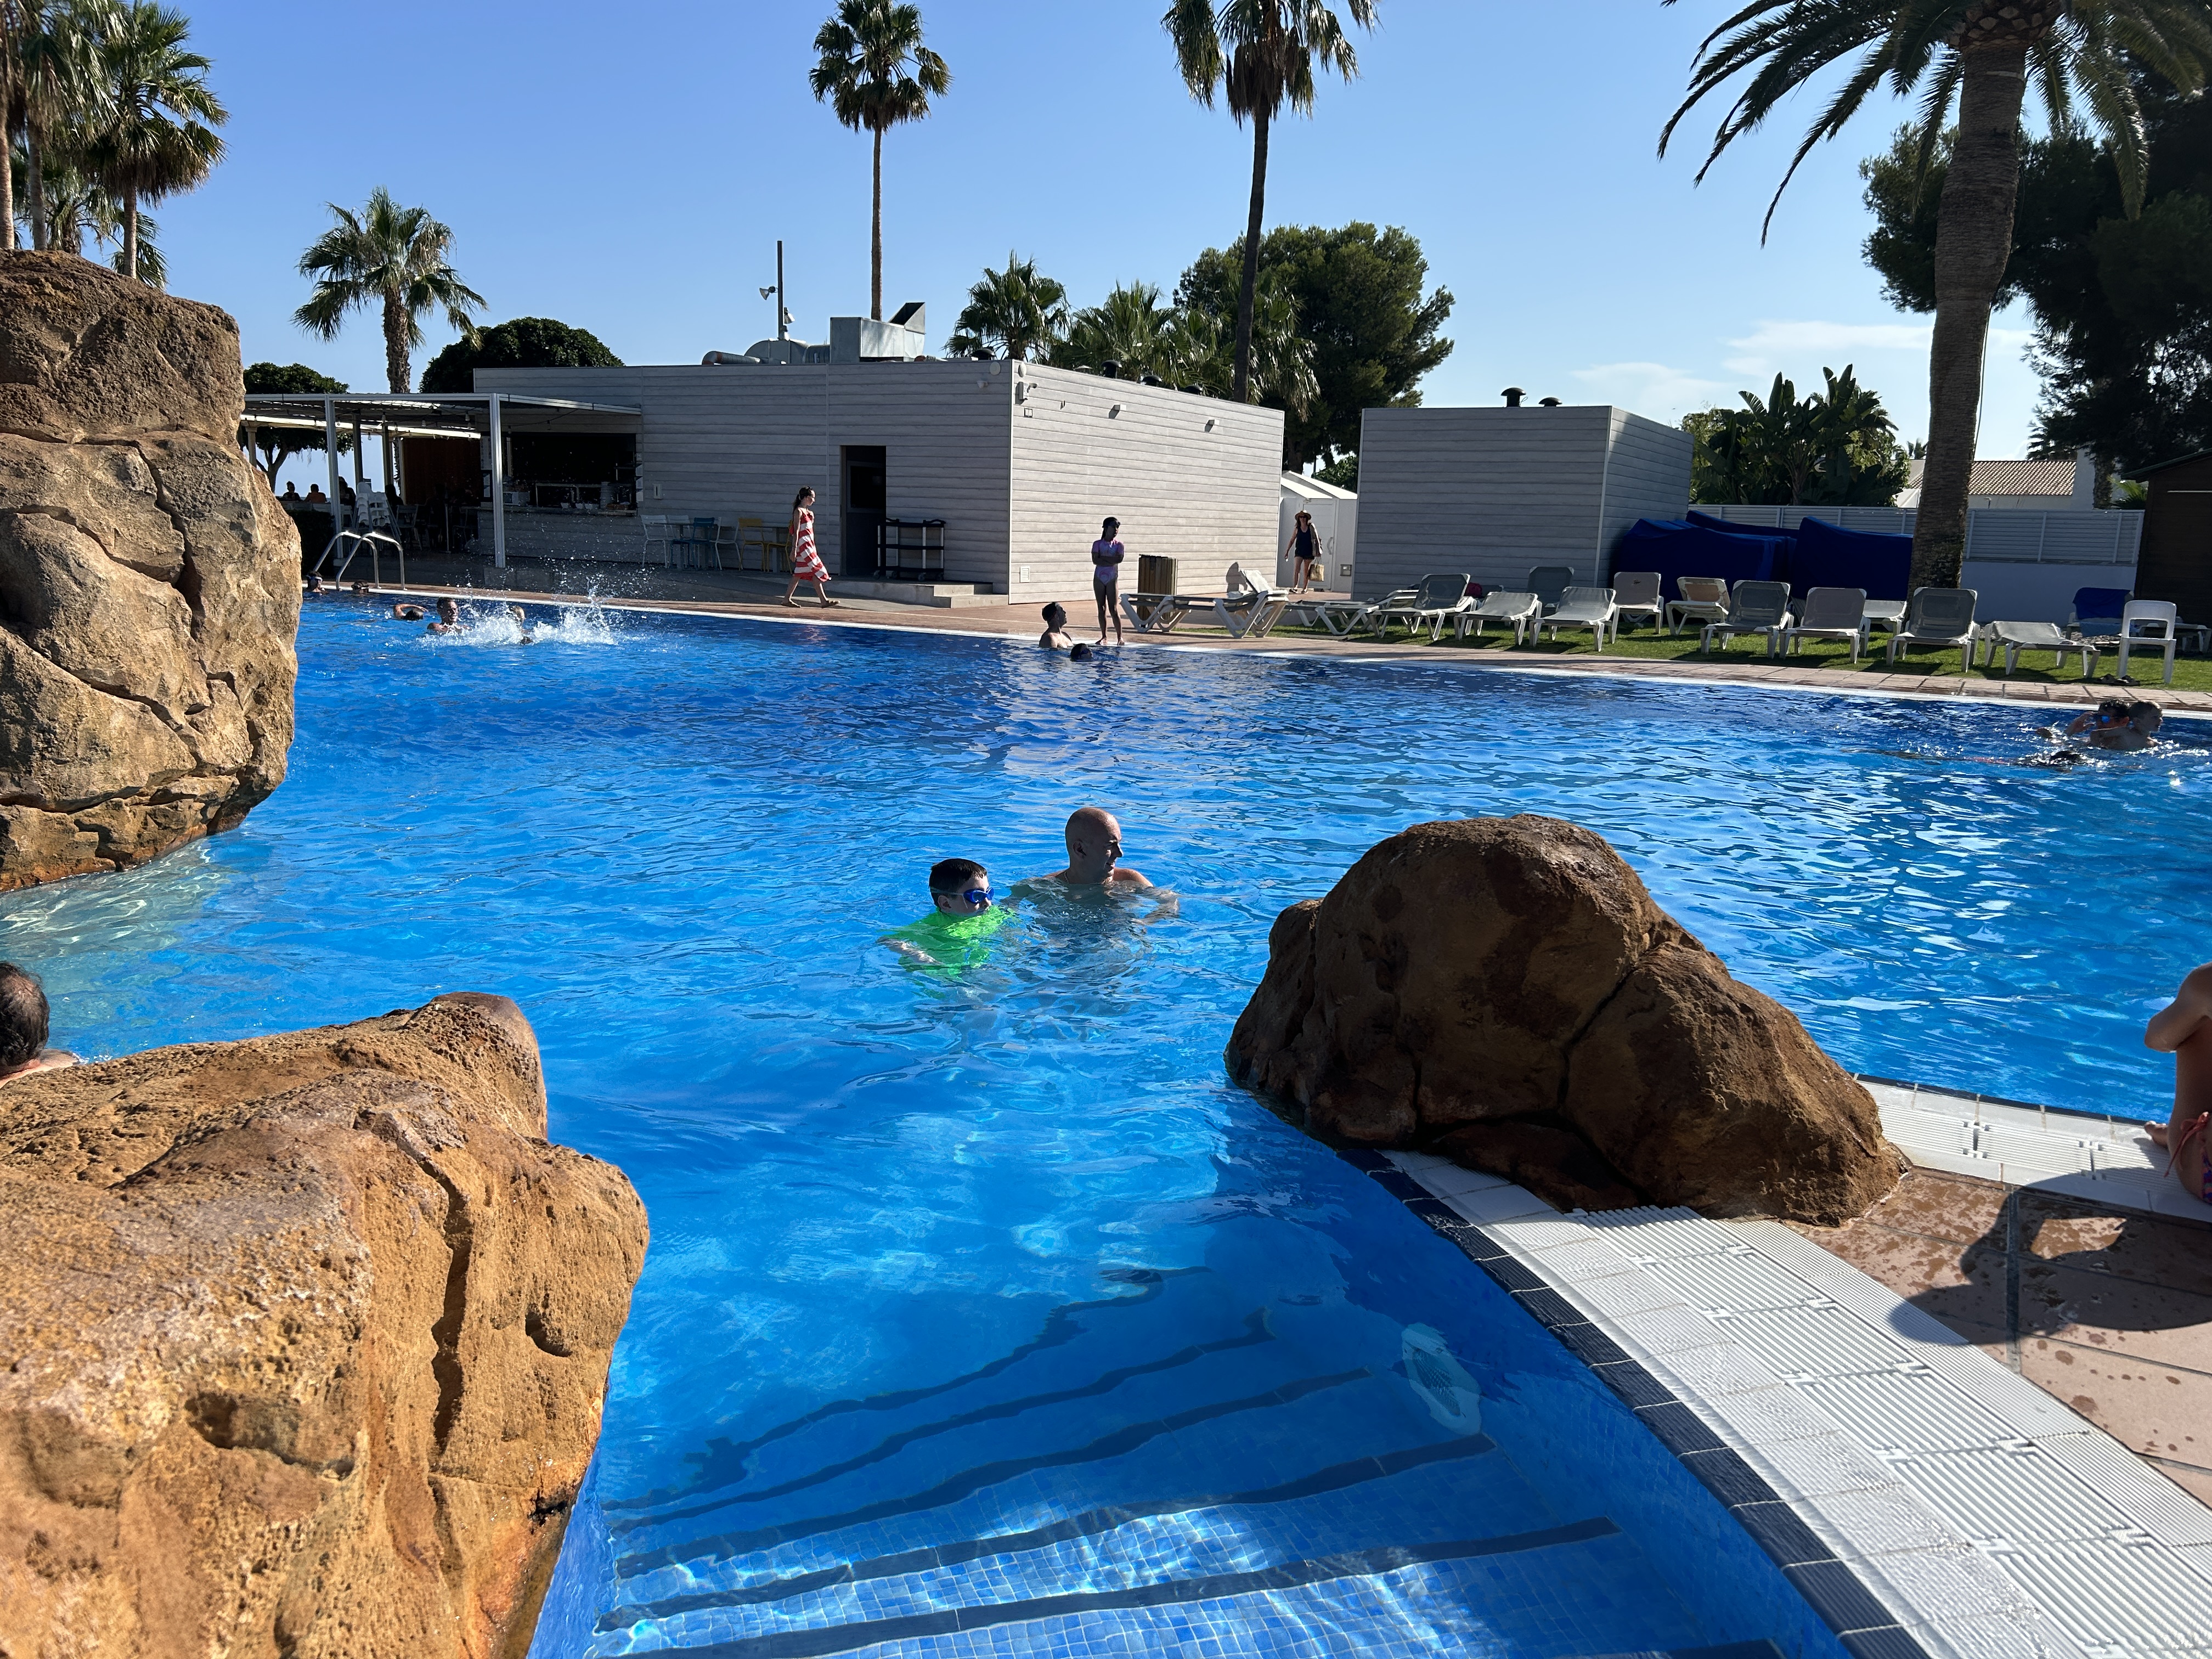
0;251;300;890
0;994;648;1659
1226;815;1903;1224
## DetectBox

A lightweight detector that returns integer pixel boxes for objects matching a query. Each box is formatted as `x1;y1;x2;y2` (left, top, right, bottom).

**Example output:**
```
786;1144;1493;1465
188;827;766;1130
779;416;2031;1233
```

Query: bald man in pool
1015;806;1154;895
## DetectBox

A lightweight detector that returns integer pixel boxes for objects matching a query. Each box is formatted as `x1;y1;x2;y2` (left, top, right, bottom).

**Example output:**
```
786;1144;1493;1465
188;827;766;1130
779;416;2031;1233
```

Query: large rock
0;252;299;890
1226;816;1903;1224
0;994;648;1659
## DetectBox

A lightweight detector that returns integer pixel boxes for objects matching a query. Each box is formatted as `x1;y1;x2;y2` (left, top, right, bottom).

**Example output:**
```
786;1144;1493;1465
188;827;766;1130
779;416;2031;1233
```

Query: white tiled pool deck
1379;1084;2212;1659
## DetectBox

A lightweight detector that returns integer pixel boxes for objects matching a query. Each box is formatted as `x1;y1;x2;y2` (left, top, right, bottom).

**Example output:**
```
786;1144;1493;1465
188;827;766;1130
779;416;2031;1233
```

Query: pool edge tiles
1344;1146;2212;1659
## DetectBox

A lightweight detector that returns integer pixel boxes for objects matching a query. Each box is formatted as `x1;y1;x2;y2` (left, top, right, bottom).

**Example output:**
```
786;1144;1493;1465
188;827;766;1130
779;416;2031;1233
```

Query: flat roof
242;392;644;438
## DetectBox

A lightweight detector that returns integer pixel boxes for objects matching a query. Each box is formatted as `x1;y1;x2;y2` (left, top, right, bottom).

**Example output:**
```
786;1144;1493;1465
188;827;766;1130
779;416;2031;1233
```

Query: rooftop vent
1539;397;1562;408
1502;387;1525;408
1098;360;1122;380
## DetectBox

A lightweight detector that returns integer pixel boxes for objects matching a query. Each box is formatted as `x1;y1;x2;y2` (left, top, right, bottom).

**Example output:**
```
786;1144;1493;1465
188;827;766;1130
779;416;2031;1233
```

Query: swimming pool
7;602;2207;1658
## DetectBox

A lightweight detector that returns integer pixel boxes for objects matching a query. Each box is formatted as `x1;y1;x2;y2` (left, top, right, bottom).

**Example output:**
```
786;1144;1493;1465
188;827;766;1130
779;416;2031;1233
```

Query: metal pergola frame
241;391;644;568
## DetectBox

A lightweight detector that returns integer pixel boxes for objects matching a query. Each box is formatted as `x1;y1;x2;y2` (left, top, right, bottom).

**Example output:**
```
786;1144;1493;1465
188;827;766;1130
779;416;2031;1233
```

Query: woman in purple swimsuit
1091;516;1125;646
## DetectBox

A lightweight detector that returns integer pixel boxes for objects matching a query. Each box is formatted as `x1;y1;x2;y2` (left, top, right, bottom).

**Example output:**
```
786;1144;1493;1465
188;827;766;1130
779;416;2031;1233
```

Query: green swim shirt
886;905;1014;970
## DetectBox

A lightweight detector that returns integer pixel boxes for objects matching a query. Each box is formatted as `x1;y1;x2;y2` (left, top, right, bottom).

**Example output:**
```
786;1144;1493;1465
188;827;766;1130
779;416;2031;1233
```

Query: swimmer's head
1042;602;1066;627
2095;696;2133;723
436;597;459;622
928;857;991;917
1069;642;1094;662
2131;700;2164;736
351;580;370;595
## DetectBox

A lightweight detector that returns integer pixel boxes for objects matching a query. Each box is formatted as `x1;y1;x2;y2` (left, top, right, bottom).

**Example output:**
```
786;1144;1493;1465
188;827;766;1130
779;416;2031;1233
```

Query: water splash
425;594;620;648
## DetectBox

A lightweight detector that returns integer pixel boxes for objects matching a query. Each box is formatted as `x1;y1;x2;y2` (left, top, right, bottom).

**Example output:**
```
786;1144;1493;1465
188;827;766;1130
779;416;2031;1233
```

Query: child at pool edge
2146;963;2212;1204
882;857;1011;967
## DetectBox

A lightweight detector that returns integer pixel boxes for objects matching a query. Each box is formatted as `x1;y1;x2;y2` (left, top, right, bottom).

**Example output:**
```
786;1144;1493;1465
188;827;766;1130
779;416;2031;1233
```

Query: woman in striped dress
782;486;838;608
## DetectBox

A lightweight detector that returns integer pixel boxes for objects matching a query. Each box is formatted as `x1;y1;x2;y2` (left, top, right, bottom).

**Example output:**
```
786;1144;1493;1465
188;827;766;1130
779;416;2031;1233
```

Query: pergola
240;391;644;567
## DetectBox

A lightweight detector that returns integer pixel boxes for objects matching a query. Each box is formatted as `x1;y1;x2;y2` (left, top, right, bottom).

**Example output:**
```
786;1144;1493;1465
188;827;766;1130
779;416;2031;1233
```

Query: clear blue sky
173;0;2045;484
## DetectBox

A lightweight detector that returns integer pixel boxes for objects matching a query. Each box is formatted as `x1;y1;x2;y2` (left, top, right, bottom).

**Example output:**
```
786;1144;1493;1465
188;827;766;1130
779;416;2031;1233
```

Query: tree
80;1;223;282
1861;84;2212;476
1660;0;2212;591
237;361;348;488
10;143;166;283
1052;281;1170;373
809;0;949;323
419;316;622;394
1685;365;1910;505
944;251;1067;360
295;187;484;394
1162;0;1376;403
5;1;106;254
1177;221;1452;469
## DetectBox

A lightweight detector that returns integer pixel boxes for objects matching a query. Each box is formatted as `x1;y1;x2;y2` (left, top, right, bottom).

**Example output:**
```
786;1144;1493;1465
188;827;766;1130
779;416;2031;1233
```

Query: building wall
2138;454;2212;622
1351;406;1690;598
474;364;1013;586
1003;364;1282;603
1596;410;1695;578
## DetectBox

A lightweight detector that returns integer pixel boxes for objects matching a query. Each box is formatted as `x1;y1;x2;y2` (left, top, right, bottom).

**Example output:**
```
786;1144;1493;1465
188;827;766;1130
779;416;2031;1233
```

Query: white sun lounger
1884;586;1980;672
1980;619;2095;677
1121;592;1205;634
1610;571;1663;634
1454;590;1542;645
1541;585;1619;649
1699;580;1792;655
1211;583;1293;640
1667;576;1730;635
1526;565;1576;614
1284;597;1374;637
1779;586;1870;662
1373;573;1472;641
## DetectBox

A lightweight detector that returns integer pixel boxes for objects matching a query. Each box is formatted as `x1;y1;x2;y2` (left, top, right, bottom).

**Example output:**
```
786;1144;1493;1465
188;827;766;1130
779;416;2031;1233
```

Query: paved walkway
352;570;2212;718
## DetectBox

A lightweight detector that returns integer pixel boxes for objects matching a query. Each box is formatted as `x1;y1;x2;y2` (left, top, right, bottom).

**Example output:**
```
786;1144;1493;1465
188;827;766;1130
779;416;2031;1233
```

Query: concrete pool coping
1349;1084;2212;1659
375;582;2212;723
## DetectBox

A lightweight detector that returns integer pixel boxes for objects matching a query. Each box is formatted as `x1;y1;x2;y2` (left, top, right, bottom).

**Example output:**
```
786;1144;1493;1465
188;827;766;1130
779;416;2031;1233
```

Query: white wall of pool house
471;361;1284;600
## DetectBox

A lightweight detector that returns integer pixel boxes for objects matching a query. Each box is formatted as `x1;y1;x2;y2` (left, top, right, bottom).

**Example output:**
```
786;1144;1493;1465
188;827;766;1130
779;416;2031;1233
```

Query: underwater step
596;1519;1634;1657
603;1266;1245;1521
597;1432;1503;1631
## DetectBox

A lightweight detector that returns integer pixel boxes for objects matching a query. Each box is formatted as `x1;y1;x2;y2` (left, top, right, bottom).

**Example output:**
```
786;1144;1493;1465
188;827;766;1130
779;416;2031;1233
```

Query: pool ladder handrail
317;529;405;592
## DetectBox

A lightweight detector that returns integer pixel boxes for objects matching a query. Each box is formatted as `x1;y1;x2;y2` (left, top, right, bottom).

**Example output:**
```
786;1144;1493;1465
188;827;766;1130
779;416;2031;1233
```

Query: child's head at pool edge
928;857;992;916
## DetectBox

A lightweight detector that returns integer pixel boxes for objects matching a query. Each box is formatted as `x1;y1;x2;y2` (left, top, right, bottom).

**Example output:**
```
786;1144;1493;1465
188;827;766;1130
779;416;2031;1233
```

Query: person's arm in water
882;935;940;965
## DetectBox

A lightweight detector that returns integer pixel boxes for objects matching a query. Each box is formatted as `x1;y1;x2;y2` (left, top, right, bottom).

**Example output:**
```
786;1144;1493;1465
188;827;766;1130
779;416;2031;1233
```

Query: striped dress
791;508;828;581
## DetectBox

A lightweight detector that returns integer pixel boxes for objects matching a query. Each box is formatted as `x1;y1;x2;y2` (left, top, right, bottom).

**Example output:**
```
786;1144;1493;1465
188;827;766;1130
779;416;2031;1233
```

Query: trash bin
1138;555;1176;594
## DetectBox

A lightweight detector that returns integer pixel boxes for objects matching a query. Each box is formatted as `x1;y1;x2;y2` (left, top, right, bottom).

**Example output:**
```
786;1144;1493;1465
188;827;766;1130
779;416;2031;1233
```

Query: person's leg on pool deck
2146;965;2212;1199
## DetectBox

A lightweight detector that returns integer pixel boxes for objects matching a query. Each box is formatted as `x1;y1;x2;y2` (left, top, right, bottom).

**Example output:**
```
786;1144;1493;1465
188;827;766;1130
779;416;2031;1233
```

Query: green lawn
1271;619;2212;694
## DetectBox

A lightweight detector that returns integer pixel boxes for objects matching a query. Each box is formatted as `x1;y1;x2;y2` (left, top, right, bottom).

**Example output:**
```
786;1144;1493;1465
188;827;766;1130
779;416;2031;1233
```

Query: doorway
841;446;887;578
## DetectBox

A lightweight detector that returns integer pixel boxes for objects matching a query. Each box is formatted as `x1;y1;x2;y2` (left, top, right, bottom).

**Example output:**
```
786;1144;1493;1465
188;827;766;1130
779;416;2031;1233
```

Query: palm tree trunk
121;185;137;280
870;125;884;322
1913;45;2028;591
381;289;410;393
1233;106;1271;405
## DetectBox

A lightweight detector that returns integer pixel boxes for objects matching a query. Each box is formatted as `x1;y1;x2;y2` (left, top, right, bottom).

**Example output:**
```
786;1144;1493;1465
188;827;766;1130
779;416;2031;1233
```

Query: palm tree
80;1;222;282
14;145;163;282
809;0;950;322
1659;0;2212;589
7;1;108;254
945;250;1068;359
1163;0;1376;402
295;187;485;394
1053;282;1172;374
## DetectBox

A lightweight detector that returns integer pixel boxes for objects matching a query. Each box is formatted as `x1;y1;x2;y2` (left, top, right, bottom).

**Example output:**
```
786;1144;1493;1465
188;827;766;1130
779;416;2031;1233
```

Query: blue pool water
8;601;2209;1658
